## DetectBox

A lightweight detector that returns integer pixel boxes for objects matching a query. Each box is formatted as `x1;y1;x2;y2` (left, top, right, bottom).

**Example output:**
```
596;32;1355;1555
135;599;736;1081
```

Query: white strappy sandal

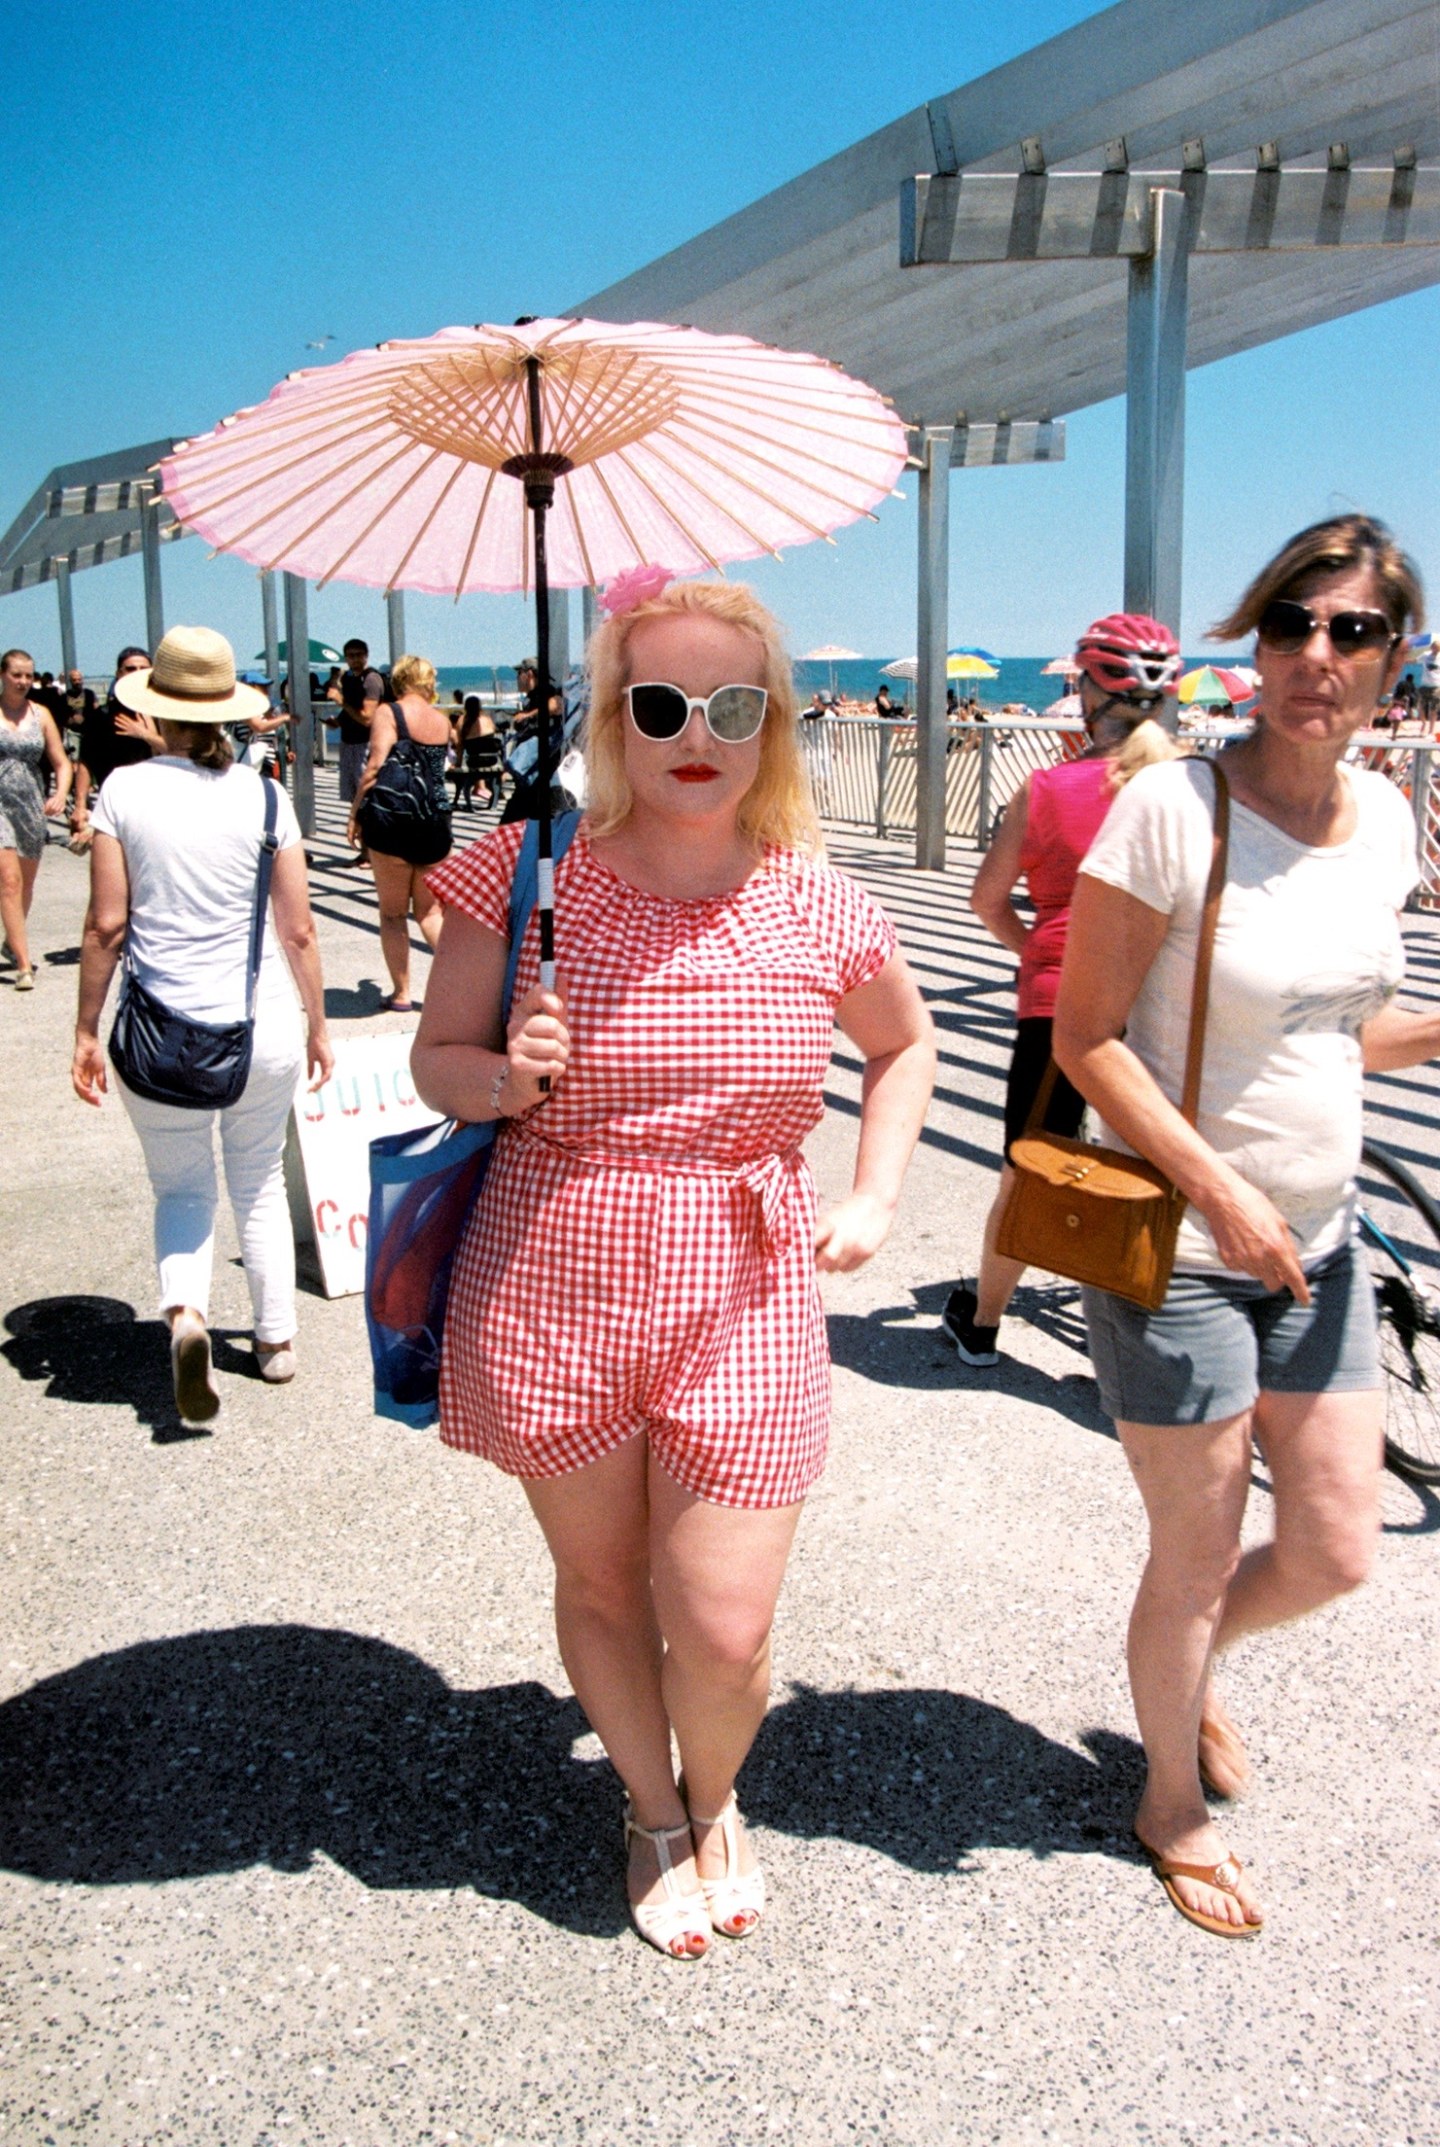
688;1791;766;1939
623;1808;710;1960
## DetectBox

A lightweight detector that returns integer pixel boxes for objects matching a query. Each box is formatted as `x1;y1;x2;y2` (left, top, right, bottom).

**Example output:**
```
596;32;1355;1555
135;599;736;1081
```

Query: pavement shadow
0;1624;616;1935
0;1629;1144;1928
747;1683;1135;1871
1;1295;209;1444
826;1279;1108;1437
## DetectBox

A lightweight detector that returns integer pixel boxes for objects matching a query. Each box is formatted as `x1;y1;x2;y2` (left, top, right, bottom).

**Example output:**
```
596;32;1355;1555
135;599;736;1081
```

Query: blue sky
6;0;1437;674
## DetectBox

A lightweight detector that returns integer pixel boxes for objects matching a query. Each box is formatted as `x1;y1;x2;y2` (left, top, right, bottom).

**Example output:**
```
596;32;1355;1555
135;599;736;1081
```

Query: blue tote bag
365;812;580;1426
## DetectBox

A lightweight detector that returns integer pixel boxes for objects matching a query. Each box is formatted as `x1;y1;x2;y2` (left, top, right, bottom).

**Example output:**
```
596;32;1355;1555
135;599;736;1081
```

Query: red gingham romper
424;824;897;1509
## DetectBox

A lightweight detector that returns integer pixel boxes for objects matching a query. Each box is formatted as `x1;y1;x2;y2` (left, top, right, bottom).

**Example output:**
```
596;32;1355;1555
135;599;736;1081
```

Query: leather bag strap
1022;758;1229;1137
1178;761;1229;1127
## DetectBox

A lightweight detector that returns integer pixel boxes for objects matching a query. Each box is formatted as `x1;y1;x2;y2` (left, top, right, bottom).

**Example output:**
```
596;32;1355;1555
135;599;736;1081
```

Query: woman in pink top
942;615;1182;1365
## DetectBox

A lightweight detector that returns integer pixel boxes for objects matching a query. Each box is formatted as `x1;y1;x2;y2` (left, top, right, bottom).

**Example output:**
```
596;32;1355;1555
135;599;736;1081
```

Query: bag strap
244;778;282;1022
1023;757;1230;1137
502;810;580;1018
1178;760;1229;1127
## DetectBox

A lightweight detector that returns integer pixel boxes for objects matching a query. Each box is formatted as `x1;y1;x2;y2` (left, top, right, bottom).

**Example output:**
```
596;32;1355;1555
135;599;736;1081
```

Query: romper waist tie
507;1123;805;1258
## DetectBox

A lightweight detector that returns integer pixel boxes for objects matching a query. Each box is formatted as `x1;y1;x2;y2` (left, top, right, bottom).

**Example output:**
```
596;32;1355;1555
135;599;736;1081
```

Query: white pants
118;1003;304;1344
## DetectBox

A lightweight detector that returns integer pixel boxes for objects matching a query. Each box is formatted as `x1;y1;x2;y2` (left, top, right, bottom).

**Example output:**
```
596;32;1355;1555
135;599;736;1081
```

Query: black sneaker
941;1285;1000;1366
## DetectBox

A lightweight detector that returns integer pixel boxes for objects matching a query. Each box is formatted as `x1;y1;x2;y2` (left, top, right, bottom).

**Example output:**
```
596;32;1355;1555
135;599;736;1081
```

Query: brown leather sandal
1135;1831;1263;1939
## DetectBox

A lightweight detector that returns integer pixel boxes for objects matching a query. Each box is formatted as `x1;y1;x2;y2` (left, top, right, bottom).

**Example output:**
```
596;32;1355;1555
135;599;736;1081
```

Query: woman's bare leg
411;871;442;952
368;852;415;1001
975;1163;1027;1328
523;1436;708;1942
1214;1388;1382;1648
647;1455;802;1888
1118;1413;1265;1929
0;849;31;973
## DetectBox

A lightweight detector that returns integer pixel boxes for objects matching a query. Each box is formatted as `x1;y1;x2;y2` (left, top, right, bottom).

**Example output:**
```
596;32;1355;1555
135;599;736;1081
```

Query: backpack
357;703;452;866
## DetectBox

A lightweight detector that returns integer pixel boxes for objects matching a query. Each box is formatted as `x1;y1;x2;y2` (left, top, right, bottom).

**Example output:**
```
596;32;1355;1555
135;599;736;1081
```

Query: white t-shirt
93;757;304;1023
1080;758;1418;1274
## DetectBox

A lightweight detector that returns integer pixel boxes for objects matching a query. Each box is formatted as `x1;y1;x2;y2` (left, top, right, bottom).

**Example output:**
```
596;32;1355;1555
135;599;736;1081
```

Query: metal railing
803;714;1440;907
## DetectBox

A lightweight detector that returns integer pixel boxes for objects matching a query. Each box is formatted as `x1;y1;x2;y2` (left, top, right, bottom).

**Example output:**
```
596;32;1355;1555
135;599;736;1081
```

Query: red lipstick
672;764;720;783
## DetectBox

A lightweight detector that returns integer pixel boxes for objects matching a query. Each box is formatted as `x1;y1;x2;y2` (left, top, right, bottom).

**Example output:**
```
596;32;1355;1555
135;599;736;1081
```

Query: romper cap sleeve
426;822;527;934
792;861;898;996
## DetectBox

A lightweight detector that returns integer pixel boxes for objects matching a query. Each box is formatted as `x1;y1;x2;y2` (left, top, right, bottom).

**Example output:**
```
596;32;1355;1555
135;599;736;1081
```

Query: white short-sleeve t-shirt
93;757;303;1023
1079;757;1418;1275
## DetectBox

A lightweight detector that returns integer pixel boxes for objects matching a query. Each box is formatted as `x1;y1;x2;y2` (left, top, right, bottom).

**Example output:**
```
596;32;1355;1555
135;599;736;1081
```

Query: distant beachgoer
874;683;902;718
62;668;96;745
71;647;155;853
452;693;503;811
348;653;452;1011
337;638;385;853
941;614;1182;1365
0;648;74;989
1057;515;1431;1940
71;627;333;1419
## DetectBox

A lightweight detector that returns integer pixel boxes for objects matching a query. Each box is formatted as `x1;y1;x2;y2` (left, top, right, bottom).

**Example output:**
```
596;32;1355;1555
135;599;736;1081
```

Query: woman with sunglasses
412;572;934;1960
1055;515;1431;1941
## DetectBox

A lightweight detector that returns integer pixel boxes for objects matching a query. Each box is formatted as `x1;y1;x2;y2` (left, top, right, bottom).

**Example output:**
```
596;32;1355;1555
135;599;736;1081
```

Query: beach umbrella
802;643;863;693
161;316;906;998
1178;664;1256;707
949;644;1000;665
1042;655;1080;678
946;653;999;682
252;637;343;667
881;656;918;680
1044;692;1083;717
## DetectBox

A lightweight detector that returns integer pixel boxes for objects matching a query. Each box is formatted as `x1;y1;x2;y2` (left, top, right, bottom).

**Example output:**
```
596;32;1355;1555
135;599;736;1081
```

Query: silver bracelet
489;1063;509;1118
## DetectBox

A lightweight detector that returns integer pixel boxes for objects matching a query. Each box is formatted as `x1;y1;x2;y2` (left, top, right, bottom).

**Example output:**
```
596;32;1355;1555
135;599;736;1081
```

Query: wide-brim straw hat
114;626;270;724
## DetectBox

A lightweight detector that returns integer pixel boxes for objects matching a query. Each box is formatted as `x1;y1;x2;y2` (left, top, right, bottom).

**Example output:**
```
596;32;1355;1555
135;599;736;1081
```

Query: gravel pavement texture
2;777;1437;2147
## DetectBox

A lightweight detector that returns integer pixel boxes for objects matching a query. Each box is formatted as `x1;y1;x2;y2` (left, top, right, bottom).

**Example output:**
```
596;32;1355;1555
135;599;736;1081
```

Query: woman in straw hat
71;626;334;1424
413;572;935;1959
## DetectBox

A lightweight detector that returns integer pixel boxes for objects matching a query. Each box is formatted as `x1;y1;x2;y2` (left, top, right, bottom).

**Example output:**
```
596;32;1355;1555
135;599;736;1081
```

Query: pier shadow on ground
0;1625;1142;1937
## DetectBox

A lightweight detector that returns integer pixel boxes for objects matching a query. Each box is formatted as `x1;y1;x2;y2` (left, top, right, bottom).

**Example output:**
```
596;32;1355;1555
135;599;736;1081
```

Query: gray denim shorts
1081;1238;1380;1428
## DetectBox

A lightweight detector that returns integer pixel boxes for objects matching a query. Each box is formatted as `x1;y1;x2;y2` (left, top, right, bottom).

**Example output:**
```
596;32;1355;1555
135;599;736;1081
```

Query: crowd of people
3;509;1435;1962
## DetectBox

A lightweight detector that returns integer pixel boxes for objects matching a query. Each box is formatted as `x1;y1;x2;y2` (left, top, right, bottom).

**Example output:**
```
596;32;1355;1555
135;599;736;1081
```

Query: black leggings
1003;1017;1086;1161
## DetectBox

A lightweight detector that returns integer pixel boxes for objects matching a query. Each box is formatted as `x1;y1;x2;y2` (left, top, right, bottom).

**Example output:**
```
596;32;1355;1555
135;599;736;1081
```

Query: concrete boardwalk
2;777;1438;2147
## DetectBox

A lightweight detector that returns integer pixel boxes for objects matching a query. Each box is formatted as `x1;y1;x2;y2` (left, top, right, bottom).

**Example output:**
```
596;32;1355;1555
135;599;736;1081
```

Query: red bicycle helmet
1074;614;1181;704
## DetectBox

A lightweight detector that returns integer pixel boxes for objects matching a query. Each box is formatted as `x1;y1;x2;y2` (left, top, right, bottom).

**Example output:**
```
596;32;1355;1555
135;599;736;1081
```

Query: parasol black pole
503;345;573;1088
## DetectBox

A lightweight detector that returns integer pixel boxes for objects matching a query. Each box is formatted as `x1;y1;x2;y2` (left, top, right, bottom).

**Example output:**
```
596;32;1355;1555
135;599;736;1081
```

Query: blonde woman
943;615;1182;1365
348;653;452;1011
412;572;935;1959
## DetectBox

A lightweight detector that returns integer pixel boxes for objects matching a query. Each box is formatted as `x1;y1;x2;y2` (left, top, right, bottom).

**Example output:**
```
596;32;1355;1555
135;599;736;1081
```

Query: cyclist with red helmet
942;614;1181;1365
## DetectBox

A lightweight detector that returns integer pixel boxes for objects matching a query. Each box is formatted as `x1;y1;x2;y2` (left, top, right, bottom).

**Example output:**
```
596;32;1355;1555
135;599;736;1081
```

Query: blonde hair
391;653;437;701
1084;692;1183;791
584;580;821;855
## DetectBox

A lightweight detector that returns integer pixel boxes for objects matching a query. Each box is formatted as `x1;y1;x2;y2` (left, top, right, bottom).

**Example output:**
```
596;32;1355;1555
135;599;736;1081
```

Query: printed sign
289;1030;438;1297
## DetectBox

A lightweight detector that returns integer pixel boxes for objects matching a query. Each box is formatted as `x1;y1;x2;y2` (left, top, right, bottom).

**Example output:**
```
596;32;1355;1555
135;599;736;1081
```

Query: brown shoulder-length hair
1212;513;1426;640
584;579;820;855
157;718;235;771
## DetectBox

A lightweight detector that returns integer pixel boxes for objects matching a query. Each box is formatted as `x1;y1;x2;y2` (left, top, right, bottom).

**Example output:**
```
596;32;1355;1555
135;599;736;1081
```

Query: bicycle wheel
1358;1140;1440;1483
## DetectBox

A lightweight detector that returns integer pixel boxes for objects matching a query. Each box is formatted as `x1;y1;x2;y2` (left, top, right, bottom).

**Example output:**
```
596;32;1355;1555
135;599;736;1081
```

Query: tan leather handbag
994;763;1229;1312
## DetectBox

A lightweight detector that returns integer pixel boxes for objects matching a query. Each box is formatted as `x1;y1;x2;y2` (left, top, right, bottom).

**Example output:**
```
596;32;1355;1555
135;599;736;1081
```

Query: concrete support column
141;497;165;653
386;590;407;669
284;572;315;837
55;561;77;676
1124;187;1189;637
260;570;281;708
547;586;570;687
915;424;953;871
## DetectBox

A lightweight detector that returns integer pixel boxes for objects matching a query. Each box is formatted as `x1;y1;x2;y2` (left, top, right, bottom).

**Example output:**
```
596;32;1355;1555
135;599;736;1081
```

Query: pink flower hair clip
599;564;674;618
